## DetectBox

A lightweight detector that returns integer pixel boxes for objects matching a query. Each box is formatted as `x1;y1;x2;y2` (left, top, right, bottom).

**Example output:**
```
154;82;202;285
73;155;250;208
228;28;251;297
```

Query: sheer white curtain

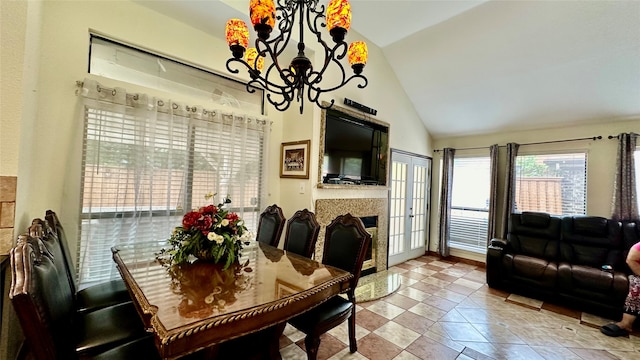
77;78;271;285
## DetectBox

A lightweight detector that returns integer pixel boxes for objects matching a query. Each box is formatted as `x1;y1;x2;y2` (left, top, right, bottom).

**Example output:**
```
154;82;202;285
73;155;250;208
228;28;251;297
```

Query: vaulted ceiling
134;0;640;138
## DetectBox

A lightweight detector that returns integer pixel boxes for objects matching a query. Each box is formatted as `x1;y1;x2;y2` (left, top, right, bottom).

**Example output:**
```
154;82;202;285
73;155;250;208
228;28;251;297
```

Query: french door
388;150;432;266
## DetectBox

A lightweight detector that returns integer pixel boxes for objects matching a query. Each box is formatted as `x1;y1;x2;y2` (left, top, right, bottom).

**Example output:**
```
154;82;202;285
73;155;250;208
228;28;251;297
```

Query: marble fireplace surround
314;198;388;272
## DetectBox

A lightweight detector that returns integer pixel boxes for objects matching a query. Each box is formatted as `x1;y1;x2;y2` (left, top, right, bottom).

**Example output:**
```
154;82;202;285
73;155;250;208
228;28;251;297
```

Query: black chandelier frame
226;0;368;114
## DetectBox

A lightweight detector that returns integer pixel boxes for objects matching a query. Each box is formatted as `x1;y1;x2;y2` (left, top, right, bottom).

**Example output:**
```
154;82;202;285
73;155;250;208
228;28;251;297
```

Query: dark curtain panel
611;133;639;221
501;143;519;238
487;144;500;242
438;148;455;257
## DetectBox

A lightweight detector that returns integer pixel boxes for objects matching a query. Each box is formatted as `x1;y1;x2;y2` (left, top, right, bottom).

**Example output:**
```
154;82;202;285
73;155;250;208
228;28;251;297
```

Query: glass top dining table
111;240;352;359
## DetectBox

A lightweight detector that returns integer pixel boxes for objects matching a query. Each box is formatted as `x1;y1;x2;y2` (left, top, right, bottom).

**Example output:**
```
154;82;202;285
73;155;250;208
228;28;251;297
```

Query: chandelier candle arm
225;0;368;114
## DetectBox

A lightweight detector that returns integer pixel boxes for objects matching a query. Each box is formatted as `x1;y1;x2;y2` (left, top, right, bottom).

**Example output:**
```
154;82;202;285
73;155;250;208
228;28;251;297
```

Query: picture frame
280;140;310;179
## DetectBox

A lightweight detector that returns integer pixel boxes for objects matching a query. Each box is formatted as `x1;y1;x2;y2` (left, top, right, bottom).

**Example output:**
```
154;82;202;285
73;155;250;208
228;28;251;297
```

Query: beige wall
429;118;640;262
7;0;433;258
0;0;26;177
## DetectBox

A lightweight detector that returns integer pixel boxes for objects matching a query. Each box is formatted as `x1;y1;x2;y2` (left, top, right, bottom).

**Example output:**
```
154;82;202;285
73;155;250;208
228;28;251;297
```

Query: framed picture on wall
280;140;310;179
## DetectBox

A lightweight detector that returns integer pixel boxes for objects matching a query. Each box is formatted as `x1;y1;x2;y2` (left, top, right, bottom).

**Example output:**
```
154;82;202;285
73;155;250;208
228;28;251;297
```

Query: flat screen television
321;108;389;186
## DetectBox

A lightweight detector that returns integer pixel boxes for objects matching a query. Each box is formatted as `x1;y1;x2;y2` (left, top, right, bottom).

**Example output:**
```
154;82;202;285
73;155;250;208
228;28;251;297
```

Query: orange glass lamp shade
348;41;367;75
326;0;352;43
250;0;276;40
246;48;264;78
226;19;250;59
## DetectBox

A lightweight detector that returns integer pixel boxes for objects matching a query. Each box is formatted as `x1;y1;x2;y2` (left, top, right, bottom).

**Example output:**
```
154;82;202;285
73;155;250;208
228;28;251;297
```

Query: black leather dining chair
256;204;286;247
282;209;320;258
287;213;372;360
9;235;157;359
42;210;132;313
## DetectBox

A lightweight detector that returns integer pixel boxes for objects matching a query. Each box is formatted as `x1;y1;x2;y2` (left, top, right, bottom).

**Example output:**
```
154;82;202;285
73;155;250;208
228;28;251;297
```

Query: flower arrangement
162;193;252;269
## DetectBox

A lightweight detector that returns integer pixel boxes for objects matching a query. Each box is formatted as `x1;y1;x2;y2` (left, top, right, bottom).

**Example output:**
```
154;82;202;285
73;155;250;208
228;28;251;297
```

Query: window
449;157;490;253
89;36;264;114
515;152;587;216
79;38;269;286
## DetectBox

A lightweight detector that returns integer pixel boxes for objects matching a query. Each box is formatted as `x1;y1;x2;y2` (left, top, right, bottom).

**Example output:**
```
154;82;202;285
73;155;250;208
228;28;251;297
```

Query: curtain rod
433;135;602;152
608;132;638;139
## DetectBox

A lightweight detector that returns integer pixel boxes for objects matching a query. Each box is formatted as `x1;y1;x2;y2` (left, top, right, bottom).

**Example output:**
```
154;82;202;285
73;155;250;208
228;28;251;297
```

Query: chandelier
225;0;368;114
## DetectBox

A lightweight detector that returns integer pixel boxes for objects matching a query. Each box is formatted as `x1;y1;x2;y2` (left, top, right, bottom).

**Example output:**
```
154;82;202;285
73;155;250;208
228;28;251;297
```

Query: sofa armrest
489;238;507;249
486;239;507;288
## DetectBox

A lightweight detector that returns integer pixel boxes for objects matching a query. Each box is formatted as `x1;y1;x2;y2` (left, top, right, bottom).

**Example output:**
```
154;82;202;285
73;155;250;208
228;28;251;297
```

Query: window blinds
78;80;269;285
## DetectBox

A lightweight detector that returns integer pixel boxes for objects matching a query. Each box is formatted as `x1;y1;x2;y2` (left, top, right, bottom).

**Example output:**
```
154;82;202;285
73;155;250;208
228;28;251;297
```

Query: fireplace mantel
314;198;388;272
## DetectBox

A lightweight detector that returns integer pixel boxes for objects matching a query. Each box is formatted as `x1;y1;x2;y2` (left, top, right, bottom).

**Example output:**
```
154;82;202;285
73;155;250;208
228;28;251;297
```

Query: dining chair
9;235;158;359
287;213;372;360
42;210;132;313
282;209;320;258
255;204;286;247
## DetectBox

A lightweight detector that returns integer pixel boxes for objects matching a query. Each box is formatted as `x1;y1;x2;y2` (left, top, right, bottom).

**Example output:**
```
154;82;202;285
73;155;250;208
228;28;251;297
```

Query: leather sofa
487;212;639;319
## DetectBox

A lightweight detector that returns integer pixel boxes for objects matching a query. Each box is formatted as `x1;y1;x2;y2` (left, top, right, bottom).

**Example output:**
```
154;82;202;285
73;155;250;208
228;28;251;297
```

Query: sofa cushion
557;263;629;307
560;216;623;269
503;254;557;289
573;217;609;237
507;212;561;260
520;212;551;228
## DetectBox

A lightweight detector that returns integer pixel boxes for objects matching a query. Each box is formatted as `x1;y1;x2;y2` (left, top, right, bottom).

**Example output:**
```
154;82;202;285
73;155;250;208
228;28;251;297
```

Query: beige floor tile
373;321;421;348
279;257;638;360
408;302;447;322
279;343;308;360
506;293;544;308
439;322;489;342
365;301;406;320
396;287;431;302
391;350;421;360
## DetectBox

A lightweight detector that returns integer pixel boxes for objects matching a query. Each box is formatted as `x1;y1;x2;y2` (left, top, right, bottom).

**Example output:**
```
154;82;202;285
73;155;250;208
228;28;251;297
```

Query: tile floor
278;254;640;360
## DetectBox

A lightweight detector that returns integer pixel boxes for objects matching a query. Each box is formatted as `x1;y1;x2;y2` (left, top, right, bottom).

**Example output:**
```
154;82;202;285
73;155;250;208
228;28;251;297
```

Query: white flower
207;232;224;244
205;293;214;304
221;219;229;227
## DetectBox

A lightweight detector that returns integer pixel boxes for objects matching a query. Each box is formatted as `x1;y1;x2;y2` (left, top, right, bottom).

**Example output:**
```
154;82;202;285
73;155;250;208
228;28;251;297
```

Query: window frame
78;37;270;286
449;155;491;254
514;149;588;217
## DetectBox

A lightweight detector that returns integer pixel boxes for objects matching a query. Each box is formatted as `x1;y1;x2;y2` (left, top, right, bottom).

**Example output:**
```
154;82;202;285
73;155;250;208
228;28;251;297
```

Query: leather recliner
487;212;562;300
556;216;627;318
487;212;635;320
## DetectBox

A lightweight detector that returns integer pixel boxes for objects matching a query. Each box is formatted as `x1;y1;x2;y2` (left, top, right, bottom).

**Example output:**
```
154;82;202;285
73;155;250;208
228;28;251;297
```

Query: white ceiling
134;0;640;138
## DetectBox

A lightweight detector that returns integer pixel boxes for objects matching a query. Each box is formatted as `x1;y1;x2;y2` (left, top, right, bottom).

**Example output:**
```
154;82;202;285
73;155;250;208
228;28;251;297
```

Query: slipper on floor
600;323;628;337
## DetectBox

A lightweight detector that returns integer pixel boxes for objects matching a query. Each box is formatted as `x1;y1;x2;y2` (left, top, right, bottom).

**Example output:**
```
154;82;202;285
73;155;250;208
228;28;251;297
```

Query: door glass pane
411;164;428;250
389;162;407;255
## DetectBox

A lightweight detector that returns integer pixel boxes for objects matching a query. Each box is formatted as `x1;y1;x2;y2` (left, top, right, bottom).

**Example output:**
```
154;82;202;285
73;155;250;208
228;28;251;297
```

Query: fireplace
314;198;388;273
359;216;377;276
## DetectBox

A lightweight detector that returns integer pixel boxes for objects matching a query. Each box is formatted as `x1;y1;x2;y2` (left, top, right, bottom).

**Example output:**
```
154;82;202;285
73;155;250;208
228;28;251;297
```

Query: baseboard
426;251;486;268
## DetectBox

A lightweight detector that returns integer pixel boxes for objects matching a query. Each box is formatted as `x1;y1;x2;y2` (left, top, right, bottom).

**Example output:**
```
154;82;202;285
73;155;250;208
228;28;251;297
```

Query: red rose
182;211;201;229
226;213;239;222
195;214;214;233
199;205;217;215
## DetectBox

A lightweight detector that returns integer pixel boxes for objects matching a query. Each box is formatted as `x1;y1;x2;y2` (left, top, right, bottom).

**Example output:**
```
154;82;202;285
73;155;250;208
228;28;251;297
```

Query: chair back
507;212;561;260
31;216;78;297
256;204;285;247
10;235;77;359
283;209;320;258
45;210;77;282
560;216;623;269
322;213;372;298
